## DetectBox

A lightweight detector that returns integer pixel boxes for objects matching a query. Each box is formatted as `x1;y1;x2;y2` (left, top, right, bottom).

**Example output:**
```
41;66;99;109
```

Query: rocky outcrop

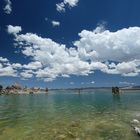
112;87;120;94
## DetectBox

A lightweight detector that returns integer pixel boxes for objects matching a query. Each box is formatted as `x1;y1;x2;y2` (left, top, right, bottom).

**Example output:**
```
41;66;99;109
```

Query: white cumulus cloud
13;30;93;81
3;0;12;14
0;60;18;77
7;25;22;35
3;25;140;81
56;0;79;12
23;61;42;70
0;57;9;62
74;27;140;62
51;21;60;27
20;70;34;79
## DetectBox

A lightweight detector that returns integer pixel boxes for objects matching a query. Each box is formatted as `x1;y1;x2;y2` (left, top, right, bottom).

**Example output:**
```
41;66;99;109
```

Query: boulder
134;127;140;136
131;119;139;124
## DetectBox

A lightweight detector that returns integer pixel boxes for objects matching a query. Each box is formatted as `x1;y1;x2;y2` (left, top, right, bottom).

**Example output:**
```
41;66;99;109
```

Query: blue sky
0;0;140;88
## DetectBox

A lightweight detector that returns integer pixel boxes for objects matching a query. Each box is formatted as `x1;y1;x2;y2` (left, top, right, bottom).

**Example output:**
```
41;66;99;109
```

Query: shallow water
0;90;140;140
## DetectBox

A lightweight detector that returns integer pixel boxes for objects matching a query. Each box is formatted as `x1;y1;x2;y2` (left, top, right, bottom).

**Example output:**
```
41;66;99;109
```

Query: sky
0;0;140;88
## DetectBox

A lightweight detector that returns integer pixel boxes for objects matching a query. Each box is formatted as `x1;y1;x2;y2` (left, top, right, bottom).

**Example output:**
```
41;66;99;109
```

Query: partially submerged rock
112;87;120;94
131;119;139;124
67;131;77;138
134;127;140;136
57;134;66;140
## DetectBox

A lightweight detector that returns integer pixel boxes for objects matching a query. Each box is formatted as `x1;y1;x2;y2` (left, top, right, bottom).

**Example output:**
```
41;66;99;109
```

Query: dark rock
112;87;120;94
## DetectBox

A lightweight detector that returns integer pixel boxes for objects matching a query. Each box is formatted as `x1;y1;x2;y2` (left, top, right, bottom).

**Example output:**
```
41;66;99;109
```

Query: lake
0;89;140;140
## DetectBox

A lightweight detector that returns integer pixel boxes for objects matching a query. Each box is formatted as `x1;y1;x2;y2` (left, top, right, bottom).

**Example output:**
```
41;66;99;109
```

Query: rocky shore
0;83;48;95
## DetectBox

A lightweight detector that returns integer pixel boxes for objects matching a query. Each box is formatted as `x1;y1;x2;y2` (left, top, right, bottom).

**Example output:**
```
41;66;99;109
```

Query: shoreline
0;88;140;95
0;91;48;95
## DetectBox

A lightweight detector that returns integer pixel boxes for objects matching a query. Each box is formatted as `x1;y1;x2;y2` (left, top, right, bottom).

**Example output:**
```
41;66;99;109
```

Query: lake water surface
0;90;140;140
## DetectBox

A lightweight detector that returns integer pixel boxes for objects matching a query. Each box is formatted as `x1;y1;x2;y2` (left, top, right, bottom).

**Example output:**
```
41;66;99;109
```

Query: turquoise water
0;90;140;140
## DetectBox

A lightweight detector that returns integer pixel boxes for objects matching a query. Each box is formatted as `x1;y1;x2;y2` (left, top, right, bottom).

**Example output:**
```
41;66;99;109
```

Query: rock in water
112;87;120;94
131;119;139;124
67;131;76;138
70;121;80;127
134;127;140;136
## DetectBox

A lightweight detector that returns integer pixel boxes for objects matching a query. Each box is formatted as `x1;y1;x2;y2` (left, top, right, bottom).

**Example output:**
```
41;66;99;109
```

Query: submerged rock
67;131;77;138
57;134;66;139
70;121;80;127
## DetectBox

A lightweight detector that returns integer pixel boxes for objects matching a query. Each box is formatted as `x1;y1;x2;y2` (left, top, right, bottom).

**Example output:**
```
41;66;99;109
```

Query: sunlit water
0;90;140;140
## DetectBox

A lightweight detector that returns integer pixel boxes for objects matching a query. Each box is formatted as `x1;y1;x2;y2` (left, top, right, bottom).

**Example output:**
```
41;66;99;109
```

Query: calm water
0;90;140;140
